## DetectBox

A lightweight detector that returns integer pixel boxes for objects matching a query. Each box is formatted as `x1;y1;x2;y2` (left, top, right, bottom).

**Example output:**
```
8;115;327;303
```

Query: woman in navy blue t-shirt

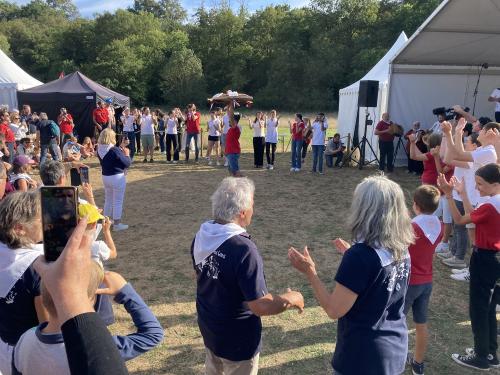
289;175;415;375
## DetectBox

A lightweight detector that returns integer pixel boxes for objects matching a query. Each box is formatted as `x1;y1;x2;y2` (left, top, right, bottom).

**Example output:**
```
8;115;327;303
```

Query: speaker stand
341;110;379;169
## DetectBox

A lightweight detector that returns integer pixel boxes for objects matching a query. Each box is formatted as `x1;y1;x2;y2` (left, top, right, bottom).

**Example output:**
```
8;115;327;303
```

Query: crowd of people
0;91;499;375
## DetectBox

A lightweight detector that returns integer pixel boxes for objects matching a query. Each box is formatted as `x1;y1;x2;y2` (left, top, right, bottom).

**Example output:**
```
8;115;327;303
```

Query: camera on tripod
432;106;470;121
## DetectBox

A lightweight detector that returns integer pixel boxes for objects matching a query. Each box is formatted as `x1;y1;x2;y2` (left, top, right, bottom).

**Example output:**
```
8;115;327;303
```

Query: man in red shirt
57;107;74;144
93;101;109;140
374;112;395;172
185;104;201;162
0;110;15;164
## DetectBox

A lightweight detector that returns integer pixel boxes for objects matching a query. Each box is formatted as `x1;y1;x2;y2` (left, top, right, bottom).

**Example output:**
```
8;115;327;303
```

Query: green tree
159;48;206;105
0;33;10;54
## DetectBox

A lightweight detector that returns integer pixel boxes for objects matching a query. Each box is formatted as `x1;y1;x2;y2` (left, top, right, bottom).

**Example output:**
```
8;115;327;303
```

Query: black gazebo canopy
17;71;130;139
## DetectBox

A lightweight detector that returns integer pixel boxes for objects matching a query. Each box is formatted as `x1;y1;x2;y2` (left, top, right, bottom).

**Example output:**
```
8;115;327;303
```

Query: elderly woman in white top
248;112;266;168
0;192;47;374
10;112;28;144
289;175;414;375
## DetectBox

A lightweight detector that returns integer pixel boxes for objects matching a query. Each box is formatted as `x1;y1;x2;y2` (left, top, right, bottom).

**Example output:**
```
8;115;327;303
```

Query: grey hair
0;191;41;249
349;175;414;261
40;160;66;186
211;177;255;223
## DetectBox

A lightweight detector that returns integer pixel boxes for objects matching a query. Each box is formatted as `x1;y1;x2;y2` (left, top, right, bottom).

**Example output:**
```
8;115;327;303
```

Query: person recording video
488;87;500;122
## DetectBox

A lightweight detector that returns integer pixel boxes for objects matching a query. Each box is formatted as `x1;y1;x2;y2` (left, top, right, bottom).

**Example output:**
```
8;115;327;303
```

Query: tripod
472;63;488;116
393;136;407;162
342;109;379;170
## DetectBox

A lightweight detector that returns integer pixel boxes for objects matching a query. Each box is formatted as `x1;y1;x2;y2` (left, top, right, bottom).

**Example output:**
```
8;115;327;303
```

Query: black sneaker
143;158;147;163
407;353;425;375
466;348;500;368
452;352;490;371
149;158;154;163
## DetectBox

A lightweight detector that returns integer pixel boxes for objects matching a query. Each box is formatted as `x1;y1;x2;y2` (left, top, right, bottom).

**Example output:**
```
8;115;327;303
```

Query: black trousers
408;157;423;174
495;111;500;122
302;142;309;159
469;249;500;361
166;134;179;161
135;131;141;153
253;137;265;167
176;131;183;153
378;140;394;172
266;142;276;165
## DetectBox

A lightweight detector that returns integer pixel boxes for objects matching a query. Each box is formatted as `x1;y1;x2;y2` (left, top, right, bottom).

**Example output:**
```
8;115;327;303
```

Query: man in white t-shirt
141;107;155;163
311;113;328;174
488;88;500;123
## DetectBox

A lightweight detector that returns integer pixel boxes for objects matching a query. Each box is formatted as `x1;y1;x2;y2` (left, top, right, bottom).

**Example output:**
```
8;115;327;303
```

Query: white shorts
434;196;452;224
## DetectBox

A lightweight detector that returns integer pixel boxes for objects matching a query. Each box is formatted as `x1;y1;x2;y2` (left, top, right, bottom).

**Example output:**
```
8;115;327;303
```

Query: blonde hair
349;175;414;261
98;128;116;145
42;260;104;317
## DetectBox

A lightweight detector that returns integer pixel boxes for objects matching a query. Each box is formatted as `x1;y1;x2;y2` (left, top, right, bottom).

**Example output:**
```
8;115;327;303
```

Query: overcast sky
12;0;310;18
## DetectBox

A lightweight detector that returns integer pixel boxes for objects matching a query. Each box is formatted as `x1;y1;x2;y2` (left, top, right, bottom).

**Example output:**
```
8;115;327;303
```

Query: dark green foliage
0;0;439;109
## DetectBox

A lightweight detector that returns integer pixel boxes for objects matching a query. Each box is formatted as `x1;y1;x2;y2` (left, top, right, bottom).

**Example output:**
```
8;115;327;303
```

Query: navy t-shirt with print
191;233;268;361
0;263;41;345
332;243;410;375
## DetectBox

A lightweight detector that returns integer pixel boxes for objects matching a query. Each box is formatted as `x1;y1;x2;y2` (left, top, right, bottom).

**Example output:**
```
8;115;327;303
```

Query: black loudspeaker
358;80;379;107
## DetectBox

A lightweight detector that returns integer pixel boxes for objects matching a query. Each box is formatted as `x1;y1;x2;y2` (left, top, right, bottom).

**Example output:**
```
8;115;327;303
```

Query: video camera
432;106;470;121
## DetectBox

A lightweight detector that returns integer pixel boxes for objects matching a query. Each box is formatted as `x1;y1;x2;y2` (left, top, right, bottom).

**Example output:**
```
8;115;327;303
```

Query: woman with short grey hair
289;175;414;375
0;191;47;373
210;176;255;223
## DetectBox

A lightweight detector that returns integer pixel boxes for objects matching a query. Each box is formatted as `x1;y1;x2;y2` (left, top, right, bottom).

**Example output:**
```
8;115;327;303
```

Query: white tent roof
0;49;42;90
340;32;408;94
392;0;500;67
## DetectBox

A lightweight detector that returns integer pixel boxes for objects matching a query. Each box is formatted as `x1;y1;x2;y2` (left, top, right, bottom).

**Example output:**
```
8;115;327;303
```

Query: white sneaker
224;161;228;167
435;242;449;254
442;256;467;268
208;160;213;166
216;161;220;166
290;167;295;172
113;223;129;232
437;250;453;259
269;165;274;170
451;267;469;274
450;270;470;282
173;160;178;164
295;168;301;172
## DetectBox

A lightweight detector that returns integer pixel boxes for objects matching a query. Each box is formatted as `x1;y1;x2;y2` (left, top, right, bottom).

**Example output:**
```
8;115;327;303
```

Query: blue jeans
40;140;60;165
450;199;469;260
326;152;344;167
185;133;199;161
291;139;303;169
158;132;165;153
226;153;240;174
125;131;136;160
312;145;325;173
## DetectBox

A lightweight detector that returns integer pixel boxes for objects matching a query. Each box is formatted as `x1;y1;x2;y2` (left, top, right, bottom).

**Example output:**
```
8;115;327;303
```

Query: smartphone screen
41;187;78;262
70;168;81;186
80;167;89;184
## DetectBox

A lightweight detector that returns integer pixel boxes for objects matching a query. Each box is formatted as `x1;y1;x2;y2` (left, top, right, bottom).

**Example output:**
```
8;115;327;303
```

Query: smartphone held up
41;186;78;262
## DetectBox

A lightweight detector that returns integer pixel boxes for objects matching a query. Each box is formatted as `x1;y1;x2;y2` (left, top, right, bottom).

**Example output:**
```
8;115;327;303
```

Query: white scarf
97;144;113;159
193;221;246;265
412;214;442;245
0;242;43;298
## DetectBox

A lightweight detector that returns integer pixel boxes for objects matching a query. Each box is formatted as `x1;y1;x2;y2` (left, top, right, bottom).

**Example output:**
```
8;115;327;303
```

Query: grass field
79;122;490;375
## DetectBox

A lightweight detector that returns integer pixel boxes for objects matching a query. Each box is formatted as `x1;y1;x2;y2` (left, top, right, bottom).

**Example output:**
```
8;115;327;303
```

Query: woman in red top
0;110;15;164
288;114;305;172
57;108;74;146
224;102;242;177
438;164;500;371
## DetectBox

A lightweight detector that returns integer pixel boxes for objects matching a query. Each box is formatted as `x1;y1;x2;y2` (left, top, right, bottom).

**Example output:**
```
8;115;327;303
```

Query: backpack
49;121;60;138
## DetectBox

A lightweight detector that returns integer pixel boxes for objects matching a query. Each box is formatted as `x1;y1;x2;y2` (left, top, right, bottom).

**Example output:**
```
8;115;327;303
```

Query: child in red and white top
437;163;500;371
404;185;443;375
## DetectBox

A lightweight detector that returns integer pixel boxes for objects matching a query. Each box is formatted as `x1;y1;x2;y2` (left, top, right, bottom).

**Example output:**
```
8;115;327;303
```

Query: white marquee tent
388;0;500;164
337;32;408;160
0;49;42;110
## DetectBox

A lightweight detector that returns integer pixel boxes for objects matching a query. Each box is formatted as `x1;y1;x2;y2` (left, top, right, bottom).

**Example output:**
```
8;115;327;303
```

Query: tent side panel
0;85;18;110
17;92;96;140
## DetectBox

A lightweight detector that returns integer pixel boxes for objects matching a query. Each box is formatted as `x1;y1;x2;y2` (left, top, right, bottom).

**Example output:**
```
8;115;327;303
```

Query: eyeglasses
14;117;20;120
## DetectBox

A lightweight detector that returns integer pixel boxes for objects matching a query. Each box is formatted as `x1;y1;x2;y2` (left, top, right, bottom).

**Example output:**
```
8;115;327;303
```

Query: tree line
0;0;440;110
